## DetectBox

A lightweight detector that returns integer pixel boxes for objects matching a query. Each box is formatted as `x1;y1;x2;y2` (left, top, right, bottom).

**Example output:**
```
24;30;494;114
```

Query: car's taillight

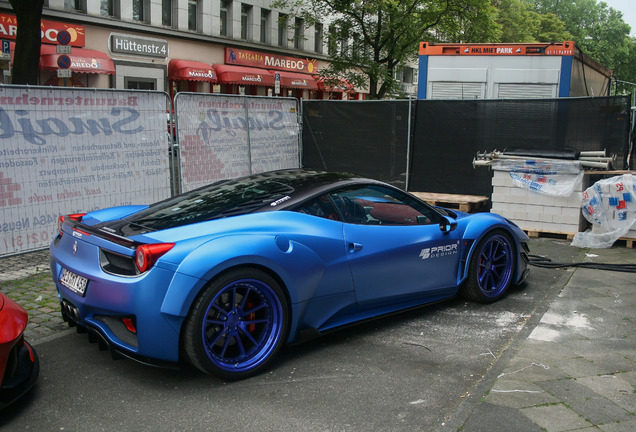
57;213;86;236
135;243;175;273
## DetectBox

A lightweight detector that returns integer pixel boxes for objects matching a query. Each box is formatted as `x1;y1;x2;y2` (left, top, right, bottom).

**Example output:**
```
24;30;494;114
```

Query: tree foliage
274;0;634;98
9;0;45;85
275;0;499;99
525;0;635;94
493;0;571;42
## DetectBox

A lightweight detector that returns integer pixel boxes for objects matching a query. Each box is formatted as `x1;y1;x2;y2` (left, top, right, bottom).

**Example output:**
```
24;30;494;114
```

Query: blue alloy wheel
184;268;289;379
461;230;515;303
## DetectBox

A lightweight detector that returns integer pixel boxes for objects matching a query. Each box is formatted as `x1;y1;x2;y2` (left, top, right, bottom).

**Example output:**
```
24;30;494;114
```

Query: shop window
278;13;287;47
314;22;323;54
260;9;271;44
220;0;230;36
188;0;198;31
100;0;114;16
241;4;252;40
125;78;156;90
162;0;172;27
132;0;145;22
294;17;304;50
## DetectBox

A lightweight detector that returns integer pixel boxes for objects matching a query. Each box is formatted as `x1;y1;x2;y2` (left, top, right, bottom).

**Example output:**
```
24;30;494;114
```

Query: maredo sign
0;13;85;47
225;48;318;74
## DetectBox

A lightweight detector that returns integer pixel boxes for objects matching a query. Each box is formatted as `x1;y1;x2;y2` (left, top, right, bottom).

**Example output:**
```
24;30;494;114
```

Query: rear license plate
60;268;88;296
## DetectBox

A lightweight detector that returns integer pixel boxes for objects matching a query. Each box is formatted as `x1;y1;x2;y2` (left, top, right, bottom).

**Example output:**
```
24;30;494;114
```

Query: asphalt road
0;239;582;432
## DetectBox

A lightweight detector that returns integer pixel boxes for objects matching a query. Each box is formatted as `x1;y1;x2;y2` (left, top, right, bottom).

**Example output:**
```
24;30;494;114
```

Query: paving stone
521;403;592;432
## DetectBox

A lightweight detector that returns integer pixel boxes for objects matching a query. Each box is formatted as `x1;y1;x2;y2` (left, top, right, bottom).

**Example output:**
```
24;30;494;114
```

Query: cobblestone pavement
0;249;68;342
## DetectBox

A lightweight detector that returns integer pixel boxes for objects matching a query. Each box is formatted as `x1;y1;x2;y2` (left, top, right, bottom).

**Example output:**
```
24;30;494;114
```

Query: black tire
461;230;515;304
183;267;289;380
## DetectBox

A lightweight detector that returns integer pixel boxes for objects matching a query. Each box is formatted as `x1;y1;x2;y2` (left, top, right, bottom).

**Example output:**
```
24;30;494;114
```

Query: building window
314;22;323;54
260;9;271;44
162;0;172;27
278;13;287;47
132;0;144;22
65;0;82;10
294;17;304;50
100;0;114;16
220;0;230;36
340;27;349;56
351;33;361;58
328;24;337;56
402;67;415;84
241;5;252;40
188;0;198;31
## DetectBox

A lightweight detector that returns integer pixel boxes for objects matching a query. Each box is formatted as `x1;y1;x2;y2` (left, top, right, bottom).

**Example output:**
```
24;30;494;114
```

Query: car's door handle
348;242;363;253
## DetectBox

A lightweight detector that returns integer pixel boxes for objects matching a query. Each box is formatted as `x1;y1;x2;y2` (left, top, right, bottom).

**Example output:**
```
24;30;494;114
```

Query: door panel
344;224;461;305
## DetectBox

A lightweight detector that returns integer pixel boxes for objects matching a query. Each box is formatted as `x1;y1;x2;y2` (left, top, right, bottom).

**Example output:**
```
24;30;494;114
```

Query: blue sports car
50;169;530;379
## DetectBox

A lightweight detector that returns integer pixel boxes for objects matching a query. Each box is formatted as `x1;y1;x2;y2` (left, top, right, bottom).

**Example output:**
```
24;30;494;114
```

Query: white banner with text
0;86;172;255
174;93;300;192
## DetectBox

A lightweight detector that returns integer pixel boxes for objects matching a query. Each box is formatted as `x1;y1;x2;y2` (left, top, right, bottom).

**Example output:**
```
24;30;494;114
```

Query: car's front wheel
461;230;515;303
183;268;289;380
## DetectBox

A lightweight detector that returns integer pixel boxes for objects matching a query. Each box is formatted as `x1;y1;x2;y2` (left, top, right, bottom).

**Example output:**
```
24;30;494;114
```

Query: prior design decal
419;241;459;260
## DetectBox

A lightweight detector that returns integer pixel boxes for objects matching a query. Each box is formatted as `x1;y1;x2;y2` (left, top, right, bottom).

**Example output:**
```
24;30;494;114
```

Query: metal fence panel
174;93;300;192
0;86;172;256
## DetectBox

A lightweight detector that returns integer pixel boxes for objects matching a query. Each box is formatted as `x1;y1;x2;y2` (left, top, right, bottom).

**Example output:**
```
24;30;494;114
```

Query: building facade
0;0;366;100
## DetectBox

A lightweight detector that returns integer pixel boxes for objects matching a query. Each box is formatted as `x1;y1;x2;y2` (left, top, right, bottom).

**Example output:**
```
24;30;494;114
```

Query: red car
0;292;39;409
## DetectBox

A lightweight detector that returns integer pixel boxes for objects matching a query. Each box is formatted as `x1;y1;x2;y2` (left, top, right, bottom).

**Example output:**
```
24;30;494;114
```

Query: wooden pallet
410;192;489;213
524;230;574;240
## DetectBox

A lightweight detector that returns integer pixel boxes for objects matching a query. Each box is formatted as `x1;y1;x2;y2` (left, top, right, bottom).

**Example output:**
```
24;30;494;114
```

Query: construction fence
1;86;632;256
0;86;300;255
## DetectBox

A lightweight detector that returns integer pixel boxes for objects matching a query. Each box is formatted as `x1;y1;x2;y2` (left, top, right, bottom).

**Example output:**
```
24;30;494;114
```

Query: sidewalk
0;249;68;342
445;242;636;431
1;241;635;431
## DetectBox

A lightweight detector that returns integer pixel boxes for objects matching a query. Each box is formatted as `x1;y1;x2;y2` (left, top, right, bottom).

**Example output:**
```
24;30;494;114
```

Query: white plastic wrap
492;159;584;197
571;174;636;249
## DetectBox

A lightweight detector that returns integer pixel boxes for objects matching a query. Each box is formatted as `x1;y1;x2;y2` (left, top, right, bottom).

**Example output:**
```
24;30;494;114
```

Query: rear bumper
58;298;180;370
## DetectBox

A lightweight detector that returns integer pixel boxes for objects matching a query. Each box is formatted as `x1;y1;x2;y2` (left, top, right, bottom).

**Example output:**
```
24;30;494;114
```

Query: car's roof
101;169;382;236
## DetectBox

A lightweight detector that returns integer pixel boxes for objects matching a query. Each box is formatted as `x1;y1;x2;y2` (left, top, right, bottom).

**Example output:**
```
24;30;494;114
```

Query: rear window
113;179;294;235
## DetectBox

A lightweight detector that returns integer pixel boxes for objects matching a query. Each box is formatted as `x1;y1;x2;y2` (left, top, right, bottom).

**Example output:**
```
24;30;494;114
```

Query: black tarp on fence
302;101;412;190
302;96;632;197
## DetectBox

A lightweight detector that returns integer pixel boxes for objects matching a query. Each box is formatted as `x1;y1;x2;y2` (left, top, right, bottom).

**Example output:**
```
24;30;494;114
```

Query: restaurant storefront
1;12;362;99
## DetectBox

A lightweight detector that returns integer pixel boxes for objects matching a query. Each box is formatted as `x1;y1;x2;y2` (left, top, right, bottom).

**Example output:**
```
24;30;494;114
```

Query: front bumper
0;338;39;410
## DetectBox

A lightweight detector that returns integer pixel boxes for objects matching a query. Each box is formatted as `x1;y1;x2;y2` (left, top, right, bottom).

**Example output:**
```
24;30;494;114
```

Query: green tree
525;0;635;93
492;0;571;42
493;0;535;42
9;0;45;85
275;0;499;99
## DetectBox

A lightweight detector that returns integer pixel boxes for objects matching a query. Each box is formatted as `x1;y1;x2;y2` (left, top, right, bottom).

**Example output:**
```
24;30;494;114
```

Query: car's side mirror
439;216;458;233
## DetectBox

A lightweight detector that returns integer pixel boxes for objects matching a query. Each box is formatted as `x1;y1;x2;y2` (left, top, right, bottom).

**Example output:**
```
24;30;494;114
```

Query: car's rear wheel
183;268;289;380
461;230;515;303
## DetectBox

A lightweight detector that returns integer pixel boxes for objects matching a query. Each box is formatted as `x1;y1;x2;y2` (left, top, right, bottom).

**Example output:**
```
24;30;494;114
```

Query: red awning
315;76;354;92
271;71;318;90
168;59;216;82
214;64;275;86
38;44;115;74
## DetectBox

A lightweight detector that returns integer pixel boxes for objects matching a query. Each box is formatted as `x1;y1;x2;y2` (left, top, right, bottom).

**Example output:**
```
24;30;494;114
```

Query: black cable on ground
528;254;636;273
